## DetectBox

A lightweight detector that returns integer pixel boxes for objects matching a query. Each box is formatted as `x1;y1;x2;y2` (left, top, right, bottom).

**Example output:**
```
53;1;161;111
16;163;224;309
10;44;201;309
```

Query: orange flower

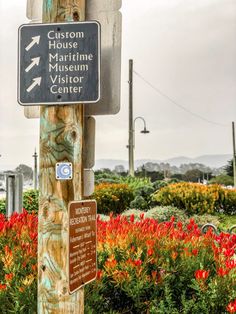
171;251;178;260
5;273;14;281
105;255;117;269
0;284;7;290
2;246;13;269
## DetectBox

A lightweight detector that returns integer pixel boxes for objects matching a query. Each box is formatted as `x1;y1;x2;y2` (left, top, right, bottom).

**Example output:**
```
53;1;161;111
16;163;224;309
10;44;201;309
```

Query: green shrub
23;189;39;213
152;180;168;192
0;198;5;215
145;206;188;222
92;183;134;215
0;190;39;215
130;195;148;210
130;185;155;210
191;214;221;229
210;175;234;187
122;209;144;221
222;189;236;215
120;176;152;190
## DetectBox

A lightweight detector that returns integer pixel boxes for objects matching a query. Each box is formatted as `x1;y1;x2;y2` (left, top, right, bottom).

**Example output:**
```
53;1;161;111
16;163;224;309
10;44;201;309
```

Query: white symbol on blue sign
56;162;73;180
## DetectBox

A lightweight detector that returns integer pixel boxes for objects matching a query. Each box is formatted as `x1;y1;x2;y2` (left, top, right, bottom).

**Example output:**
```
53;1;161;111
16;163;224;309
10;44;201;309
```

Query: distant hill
95;154;232;170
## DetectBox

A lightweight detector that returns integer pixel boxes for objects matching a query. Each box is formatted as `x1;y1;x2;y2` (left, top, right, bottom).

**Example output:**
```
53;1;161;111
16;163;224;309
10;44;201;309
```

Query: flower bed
85;214;236;313
0;211;236;313
0;211;37;312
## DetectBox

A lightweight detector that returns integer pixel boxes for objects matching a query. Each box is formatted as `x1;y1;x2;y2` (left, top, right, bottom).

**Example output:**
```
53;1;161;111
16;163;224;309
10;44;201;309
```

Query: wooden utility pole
232;122;236;188
38;0;85;313
128;59;134;176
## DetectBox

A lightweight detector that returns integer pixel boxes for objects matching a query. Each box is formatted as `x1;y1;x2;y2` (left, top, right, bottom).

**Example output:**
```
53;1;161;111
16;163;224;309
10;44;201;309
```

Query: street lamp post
128;60;150;176
32;149;38;190
128;117;150;176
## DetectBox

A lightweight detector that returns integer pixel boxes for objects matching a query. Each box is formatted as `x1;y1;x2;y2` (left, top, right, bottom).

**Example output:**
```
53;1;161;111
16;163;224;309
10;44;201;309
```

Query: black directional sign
18;22;100;106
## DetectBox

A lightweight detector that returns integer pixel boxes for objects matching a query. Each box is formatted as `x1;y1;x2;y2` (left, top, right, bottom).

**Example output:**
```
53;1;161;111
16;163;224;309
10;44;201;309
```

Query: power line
133;69;228;127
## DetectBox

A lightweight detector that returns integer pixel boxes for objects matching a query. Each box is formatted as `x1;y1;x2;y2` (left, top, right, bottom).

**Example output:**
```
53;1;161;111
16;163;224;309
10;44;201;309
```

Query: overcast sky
0;0;236;169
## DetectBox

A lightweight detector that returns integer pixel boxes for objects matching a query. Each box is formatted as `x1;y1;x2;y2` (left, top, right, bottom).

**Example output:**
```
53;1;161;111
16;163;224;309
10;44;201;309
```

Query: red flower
140;213;144;220
225;260;236;270
134;259;142;267
97;270;103;280
130;214;135;223
192;249;198;256
224;249;235;258
226;300;236;313
195;269;209;280
217;267;229;277
147;248;154;256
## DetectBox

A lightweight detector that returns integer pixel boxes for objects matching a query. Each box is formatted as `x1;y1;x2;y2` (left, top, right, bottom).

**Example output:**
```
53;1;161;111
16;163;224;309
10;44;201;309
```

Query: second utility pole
128;59;134;176
232;121;236;188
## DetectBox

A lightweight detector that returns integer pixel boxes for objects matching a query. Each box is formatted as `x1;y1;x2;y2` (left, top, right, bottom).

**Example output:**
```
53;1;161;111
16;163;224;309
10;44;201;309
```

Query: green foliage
120;176;152;190
92;183;134;215
0;190;39;215
152;180;168;191
183;169;203;183
0;199;5;215
130;185;155;210
217;214;236;230
224;159;233;177
15;164;33;181
23;190;39;213
145;206;188;222
121;209;144;221
210;174;234;186
95;170;121;184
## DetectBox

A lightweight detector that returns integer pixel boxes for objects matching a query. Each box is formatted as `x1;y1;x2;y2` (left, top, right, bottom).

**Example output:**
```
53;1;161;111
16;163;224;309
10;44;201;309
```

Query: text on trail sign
68;200;97;294
18;22;100;105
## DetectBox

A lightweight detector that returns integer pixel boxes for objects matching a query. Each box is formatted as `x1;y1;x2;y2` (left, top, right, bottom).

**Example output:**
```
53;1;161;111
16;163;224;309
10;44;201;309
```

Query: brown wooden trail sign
69;200;97;293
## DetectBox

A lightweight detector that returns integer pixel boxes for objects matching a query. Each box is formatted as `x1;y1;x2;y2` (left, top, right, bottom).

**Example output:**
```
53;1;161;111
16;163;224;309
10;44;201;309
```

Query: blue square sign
56;162;73;180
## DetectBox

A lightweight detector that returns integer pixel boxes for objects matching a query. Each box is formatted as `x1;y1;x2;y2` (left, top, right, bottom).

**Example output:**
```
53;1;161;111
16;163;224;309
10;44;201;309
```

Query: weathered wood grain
38;1;85;313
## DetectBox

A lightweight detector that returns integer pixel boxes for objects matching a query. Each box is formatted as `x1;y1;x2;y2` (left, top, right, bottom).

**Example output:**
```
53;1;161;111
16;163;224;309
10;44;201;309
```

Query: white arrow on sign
25;35;40;51
25;57;40;72
26;77;42;93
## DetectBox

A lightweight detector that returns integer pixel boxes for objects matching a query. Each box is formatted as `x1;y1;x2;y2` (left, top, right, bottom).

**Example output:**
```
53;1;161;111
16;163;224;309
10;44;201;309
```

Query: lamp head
140;127;150;134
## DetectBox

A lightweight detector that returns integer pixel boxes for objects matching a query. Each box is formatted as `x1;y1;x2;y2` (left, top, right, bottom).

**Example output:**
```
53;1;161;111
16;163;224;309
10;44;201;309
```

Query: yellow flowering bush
153;182;236;215
92;183;134;214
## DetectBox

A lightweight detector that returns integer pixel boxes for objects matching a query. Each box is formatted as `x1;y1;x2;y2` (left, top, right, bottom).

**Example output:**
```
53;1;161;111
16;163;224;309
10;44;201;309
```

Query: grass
217;214;236;231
